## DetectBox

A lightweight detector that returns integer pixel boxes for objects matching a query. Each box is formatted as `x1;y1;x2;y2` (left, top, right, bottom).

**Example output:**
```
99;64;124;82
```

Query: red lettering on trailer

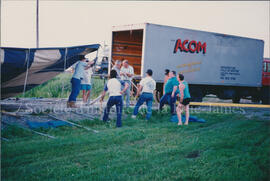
188;40;197;53
196;41;207;54
174;39;206;54
182;40;189;52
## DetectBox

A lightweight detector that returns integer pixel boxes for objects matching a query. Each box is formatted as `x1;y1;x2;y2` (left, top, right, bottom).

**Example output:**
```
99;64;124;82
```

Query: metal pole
36;0;39;48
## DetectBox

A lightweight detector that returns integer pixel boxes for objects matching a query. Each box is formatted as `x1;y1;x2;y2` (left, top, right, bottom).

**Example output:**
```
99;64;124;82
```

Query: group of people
67;56;191;127
67;55;94;108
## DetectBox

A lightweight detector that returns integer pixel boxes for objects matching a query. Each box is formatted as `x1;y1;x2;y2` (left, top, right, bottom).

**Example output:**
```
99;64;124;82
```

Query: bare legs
176;104;189;125
82;90;91;103
176;104;183;125
184;105;189;125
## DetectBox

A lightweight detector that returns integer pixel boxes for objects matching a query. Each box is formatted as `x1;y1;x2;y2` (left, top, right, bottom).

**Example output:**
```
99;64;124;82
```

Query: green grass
17;73;106;99
263;113;270;117
1;112;270;181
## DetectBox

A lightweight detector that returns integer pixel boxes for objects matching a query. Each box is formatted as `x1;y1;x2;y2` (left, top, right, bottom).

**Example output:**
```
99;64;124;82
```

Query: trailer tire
154;83;164;103
232;96;241;103
154;90;161;103
251;96;260;103
261;86;270;104
189;85;203;102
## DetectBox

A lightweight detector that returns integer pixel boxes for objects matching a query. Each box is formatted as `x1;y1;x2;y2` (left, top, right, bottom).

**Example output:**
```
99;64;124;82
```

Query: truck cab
260;58;270;104
262;58;270;86
95;56;109;75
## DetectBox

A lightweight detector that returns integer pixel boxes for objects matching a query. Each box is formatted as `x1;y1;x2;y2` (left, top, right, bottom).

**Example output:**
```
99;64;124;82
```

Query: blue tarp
170;114;206;123
27;120;72;129
1;44;100;99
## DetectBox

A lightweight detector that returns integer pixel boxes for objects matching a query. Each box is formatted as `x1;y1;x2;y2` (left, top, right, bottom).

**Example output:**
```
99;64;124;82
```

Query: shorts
181;98;191;106
80;84;91;91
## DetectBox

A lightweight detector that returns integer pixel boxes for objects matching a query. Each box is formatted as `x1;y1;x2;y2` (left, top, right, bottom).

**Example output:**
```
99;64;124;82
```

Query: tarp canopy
1;44;100;99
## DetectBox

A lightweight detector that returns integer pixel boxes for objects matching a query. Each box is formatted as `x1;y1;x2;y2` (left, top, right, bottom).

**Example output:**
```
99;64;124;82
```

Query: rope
61;48;68;98
64;48;68;70
22;49;30;97
16;49;31;113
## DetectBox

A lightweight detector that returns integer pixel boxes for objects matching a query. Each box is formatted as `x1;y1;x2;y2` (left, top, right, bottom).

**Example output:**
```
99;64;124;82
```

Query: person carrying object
132;69;156;120
71;59;94;104
67;55;95;108
159;70;179;115
176;73;191;125
120;59;134;108
100;70;129;127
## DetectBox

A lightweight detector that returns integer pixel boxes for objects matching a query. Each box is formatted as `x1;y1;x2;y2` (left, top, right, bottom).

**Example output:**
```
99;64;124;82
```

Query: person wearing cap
100;70;129;127
163;69;170;94
159;70;179;115
132;69;156;120
176;74;191;125
120;60;134;108
67;55;94;108
112;60;122;79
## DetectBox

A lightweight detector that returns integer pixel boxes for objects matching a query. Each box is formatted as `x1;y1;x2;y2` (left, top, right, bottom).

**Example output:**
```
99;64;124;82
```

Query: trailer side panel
142;24;264;87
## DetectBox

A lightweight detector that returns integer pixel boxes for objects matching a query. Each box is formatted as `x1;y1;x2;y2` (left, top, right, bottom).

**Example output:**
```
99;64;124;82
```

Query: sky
1;1;269;57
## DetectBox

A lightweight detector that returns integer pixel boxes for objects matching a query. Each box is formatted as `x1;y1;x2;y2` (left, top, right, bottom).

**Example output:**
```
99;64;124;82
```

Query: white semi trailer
109;23;268;103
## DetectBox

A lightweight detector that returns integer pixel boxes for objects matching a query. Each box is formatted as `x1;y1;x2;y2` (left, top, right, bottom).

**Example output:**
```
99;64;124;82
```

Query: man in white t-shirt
120;60;134;108
132;69;156;120
100;70;128;127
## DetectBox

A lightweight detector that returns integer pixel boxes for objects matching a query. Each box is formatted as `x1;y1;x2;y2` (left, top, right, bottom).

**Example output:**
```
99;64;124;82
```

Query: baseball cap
146;69;153;76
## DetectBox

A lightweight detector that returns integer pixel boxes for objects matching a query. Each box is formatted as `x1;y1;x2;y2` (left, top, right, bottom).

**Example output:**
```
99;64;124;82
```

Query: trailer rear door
111;29;144;75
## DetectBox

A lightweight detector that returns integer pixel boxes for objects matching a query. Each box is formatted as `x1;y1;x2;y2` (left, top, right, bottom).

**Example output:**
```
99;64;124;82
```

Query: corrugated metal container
111;23;264;87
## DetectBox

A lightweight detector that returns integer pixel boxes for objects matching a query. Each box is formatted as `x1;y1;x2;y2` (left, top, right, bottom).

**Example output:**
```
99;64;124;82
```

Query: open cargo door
111;30;143;75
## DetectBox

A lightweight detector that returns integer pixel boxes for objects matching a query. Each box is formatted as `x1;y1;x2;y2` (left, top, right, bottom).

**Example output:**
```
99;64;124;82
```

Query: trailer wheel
262;99;270;104
232;96;241;103
251;96;260;103
154;90;161;103
189;85;203;102
154;83;164;103
261;86;270;104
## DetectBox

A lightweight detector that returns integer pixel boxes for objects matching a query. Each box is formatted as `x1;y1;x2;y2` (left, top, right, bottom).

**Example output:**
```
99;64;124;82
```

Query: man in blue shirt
159;70;179;115
67;55;94;108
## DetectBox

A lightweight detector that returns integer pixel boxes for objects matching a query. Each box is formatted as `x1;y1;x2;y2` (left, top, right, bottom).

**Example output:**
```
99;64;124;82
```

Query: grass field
17;73;106;99
1;111;270;180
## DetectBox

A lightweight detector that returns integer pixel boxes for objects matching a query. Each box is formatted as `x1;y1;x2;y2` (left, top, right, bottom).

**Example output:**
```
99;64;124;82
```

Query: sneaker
131;115;136;119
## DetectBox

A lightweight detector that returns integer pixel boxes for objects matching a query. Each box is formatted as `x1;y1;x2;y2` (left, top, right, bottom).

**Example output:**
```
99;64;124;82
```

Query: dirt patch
185;150;200;158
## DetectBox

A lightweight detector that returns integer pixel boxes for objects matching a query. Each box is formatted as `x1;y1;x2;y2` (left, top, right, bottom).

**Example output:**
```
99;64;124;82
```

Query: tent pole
36;0;39;48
